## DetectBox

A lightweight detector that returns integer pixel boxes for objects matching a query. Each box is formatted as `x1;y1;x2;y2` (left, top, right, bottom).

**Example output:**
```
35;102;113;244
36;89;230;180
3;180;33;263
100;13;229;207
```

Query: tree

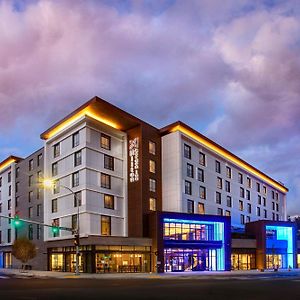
12;237;37;268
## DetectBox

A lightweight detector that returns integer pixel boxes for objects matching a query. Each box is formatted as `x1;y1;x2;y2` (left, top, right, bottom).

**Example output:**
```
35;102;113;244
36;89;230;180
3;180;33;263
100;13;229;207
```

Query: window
256;182;260;193
8;213;11;224
16;182;19;193
184;181;192;195
199;186;206;199
37;171;42;182
246;216;250;223
149;141;156;155
225;180;230;192
217;177;223;189
216;192;221;204
149;179;156;192
29;175;33;186
263;197;266;206
16;167;20;178
184;144;191;159
52;199;58;213
271;191;275;199
238;173;243;184
52;162;58;176
225;210;231;217
101;173;111;189
199;152;206;166
257;207;261;216
149;198;156;211
272;202;275;210
198;203;205;214
246;190;250;200
101;133;111;150
187;200;194;214
272;212;275;220
74;191;82;207
239;200;244;211
72;131;80;148
0;203;2;213
7;199;11;210
15;196;19;208
276;203;279;212
53;143;60;158
74;151;82;167
37;187;42;200
101;215;111;236
149;160;156;173
258;195;262;205
104;194;114;209
37;204;41;217
104;154;114;171
276;192;279;201
72;172;79;187
28;191;33;202
72;215;78;231
37;225;41;240
37;153;43;167
215;160;221;173
263;186;267;195
240;187;245;198
247;177;251;188
29;159;33;171
8;172;11;183
7;229;11;243
217;208;223;216
28;224;33;240
53;180;60;194
28;207;33;218
8;185;11;196
197;168;204;182
187;163;194;178
226;166;232;178
247;203;251;214
0;177;2;186
227;196;232;207
264;209;267;218
240;214;245;225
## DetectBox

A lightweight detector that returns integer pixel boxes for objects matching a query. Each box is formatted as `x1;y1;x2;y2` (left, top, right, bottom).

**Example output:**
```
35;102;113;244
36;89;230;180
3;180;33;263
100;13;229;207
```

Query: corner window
149;141;156;155
101;173;111;189
100;133;111;150
149;179;156;192
72;131;80;148
149;197;156;211
104;154;114;171
215;161;221;173
104;194;114;209
185;181;192;195
149;160;156;173
184;144;191;159
53;143;60;158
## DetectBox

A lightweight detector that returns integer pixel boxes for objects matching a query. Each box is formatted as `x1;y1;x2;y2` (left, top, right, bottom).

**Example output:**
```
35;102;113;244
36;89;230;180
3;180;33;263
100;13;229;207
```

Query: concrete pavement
2;267;300;280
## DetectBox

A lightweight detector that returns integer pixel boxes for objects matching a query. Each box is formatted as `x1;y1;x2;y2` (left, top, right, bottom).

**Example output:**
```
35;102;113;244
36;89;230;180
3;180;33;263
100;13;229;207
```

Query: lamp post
44;180;80;276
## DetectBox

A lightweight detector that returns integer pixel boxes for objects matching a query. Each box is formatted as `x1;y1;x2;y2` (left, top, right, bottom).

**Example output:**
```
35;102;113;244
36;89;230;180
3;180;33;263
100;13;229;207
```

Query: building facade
0;96;295;273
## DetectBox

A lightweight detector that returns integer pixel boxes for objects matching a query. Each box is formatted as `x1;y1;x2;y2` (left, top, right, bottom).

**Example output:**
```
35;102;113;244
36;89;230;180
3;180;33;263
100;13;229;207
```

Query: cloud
0;0;299;214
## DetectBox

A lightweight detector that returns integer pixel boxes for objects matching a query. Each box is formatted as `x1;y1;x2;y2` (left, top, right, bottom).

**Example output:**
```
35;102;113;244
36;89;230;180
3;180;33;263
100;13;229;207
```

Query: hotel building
0;96;296;272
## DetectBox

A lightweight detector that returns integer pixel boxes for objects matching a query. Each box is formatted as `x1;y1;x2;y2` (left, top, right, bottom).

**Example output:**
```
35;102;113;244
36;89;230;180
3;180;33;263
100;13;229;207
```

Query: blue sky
0;0;300;215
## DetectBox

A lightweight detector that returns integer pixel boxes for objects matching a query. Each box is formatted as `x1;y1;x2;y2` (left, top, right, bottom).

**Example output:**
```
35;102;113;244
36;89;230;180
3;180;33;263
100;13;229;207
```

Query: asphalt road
1;275;300;300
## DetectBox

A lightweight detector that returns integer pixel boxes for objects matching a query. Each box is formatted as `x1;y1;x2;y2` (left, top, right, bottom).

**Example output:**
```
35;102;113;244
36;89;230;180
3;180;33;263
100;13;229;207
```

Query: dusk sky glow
0;0;300;215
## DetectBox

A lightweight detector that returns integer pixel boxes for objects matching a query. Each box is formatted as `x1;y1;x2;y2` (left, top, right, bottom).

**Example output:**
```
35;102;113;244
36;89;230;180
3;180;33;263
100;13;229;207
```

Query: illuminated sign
129;137;139;182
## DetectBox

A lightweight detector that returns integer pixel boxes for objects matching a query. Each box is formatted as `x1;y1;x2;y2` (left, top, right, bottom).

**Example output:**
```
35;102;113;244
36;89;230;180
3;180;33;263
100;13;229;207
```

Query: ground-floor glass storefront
231;253;256;270
49;245;151;273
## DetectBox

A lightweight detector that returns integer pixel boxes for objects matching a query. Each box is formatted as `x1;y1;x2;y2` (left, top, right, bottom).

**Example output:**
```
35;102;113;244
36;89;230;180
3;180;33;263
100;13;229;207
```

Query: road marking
0;276;9;279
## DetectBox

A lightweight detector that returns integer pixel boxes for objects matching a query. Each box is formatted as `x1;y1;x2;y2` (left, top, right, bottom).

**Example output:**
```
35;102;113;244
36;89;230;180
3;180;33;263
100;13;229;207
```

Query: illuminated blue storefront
159;212;231;272
265;225;295;269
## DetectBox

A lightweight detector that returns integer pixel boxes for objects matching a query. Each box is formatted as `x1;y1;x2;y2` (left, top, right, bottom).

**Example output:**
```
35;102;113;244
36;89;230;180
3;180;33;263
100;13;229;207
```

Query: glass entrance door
164;249;212;272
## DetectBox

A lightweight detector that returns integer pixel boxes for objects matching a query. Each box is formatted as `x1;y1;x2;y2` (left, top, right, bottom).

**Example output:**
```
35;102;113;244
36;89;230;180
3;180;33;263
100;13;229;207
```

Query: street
1;273;300;300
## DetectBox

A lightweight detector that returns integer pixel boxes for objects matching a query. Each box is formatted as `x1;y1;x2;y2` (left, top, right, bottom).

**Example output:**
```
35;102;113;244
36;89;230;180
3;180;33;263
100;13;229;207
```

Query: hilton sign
129;137;139;183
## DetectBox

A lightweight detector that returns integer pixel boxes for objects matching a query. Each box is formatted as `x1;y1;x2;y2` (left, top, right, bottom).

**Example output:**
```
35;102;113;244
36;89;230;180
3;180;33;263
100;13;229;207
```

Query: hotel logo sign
129;137;139;182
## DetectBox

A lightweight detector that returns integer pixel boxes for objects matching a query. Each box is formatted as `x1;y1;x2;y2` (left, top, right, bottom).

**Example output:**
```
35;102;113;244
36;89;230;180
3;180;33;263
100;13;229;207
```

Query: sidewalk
2;268;300;279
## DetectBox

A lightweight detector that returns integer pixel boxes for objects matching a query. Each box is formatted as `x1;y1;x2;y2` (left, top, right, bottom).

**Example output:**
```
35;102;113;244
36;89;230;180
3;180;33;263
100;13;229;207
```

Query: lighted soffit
0;158;16;173
42;107;120;140
170;125;288;194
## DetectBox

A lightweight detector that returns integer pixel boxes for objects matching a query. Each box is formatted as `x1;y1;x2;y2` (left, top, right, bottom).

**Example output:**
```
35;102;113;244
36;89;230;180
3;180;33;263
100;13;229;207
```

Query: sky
0;0;299;215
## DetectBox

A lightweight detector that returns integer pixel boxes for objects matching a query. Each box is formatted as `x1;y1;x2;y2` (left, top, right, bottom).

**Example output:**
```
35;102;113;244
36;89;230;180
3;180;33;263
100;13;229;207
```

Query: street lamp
43;179;81;276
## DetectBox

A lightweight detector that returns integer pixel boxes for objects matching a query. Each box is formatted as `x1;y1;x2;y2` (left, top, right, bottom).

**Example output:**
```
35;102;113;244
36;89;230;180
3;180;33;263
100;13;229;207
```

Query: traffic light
12;214;22;228
51;226;59;235
74;234;80;247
